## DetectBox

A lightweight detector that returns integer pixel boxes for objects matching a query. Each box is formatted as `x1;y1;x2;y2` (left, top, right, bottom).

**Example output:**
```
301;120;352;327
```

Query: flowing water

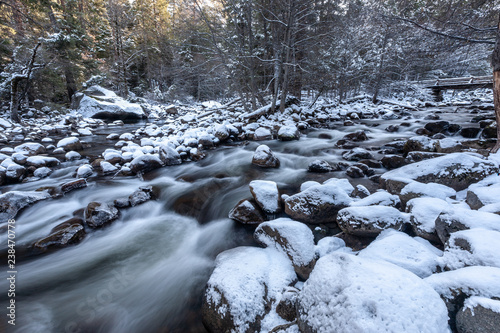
0;104;488;332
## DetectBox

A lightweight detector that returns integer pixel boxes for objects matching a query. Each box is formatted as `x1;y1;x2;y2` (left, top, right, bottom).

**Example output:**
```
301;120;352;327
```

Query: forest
0;0;497;109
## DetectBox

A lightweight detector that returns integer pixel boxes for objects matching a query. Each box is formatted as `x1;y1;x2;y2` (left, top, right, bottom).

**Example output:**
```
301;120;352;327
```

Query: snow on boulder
33;167;52;178
278;125;299;141
255;218;316;279
435;206;500;244
252;145;280;168
57;137;83;151
350;190;400;207
26;156;60;168
456;297;500;333
297;253;449;333
202;247;296;333
466;182;500;210
380;153;499;193
158;143;181;166
249;180;281;214
358;230;441;278
77;164;93;178
315;236;348;258
14;142;46;155
73;86;145;120
337;206;409;237
342;147;373;161
253;127;273;141
400;181;456;207
322;178;354;196
406;197;449;243
0;190;51;221
129;154;163;174
425;266;500;327
284;183;352;224
441;229;500;270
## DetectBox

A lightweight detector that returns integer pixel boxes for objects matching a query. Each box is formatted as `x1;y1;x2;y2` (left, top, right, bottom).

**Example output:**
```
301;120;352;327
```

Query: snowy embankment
1;86;500;332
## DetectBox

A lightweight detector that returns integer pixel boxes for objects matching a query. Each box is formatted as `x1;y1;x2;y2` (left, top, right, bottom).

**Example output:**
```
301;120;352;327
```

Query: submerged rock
32;217;85;252
84;201;119;228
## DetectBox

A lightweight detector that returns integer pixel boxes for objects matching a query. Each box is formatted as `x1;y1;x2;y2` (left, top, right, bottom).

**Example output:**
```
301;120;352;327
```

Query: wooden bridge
422;76;493;101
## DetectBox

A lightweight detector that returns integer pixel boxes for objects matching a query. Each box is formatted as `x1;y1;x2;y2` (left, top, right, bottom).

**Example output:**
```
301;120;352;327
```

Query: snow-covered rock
315;236;348;257
14;142;46;155
57;137;82;151
278;125;299;141
400;181;456;206
406;197;449;243
26;156;60;168
441;229;500;270
77;164;93;178
65;151;81;161
33;167;52;178
297;253;449;333
255;218;316;279
129;154;163;174
284;183;352;224
358;230;441;278
342;147;373;161
158;143;182;166
74;86;145;119
425;266;500;324
456;297;500;333
0;190;52;221
249;180;281;214
337;206;409;237
252;145;280;168
380;153;499;193
350;190;400;207
84;201;119;228
202;247;296;333
435;207;500;244
100;161;119;174
307;160;335;173
253;127;273;141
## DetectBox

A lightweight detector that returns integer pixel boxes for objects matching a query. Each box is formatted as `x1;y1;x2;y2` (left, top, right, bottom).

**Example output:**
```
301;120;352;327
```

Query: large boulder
255;218;316;280
399;181;456;207
380;153;499;193
278;125;299;141
337;206;409;237
14;142;46;156
297;253;450;333
202;247;296;333
284;183;352;224
0;190;51;221
73;86;145;119
252;145;280;168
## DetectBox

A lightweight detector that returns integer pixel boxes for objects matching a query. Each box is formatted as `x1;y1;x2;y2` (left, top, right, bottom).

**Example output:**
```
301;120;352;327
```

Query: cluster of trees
0;0;498;111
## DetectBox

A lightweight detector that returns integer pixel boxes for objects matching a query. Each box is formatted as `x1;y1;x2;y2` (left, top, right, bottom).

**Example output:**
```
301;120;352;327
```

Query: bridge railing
420;75;493;87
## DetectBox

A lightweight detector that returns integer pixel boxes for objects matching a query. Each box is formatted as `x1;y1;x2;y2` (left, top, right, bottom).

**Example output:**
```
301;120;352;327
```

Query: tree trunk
10;76;22;123
492;13;500;153
372;28;389;103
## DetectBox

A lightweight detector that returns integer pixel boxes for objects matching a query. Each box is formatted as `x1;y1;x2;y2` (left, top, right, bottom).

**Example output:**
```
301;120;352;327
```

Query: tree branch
387;15;495;45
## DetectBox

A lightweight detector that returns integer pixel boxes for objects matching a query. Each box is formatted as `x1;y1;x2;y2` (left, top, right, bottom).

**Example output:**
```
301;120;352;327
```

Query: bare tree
492;13;500;153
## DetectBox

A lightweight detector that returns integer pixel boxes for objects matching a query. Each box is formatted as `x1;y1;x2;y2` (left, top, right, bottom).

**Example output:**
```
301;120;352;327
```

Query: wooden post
492;13;500;153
